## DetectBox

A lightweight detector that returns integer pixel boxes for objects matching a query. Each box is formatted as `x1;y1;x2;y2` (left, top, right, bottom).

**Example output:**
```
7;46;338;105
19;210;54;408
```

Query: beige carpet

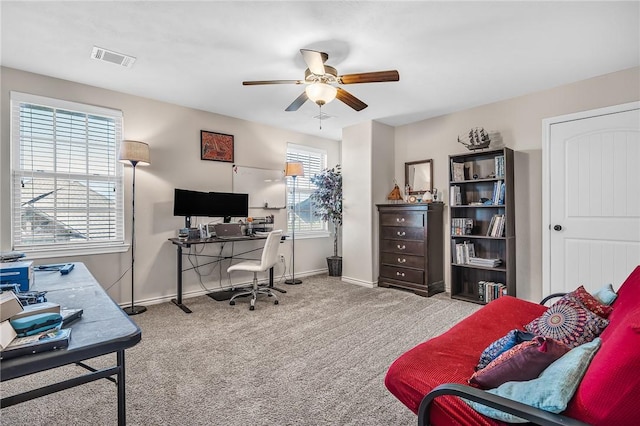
1;274;480;425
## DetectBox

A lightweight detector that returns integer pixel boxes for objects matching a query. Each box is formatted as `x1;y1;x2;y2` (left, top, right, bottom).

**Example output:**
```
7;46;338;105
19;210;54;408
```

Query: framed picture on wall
201;130;234;162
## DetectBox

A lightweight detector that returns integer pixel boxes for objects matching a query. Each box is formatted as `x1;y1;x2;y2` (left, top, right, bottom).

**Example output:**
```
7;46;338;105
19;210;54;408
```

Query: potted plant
310;164;342;276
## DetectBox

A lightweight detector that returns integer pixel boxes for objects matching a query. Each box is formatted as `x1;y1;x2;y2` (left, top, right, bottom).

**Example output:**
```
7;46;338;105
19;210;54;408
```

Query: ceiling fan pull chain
319;104;323;130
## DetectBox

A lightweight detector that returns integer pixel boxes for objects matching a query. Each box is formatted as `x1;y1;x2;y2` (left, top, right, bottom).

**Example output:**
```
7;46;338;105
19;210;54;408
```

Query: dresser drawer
381;226;424;241
381;252;424;269
380;212;424;227
380;239;424;256
380;265;424;284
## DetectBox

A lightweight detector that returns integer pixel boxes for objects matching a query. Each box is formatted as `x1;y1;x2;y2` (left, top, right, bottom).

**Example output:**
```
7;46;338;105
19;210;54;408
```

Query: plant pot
327;256;342;277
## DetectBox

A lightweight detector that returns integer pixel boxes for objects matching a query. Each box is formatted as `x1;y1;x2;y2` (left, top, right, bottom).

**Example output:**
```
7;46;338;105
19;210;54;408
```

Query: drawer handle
397;244;406;250
396;271;406;277
397;258;406;263
396;217;405;223
397;231;406;236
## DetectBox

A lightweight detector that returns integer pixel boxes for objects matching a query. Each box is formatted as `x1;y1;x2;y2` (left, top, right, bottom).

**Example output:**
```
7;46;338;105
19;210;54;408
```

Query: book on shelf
492;180;504;205
478;281;507;303
451;218;474;235
455;241;475;265
450;185;462;206
468;257;502;267
451;162;465;182
486;214;505;237
494;155;505;178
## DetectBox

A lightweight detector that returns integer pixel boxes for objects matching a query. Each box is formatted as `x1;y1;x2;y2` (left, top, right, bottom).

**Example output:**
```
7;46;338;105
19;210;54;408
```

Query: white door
543;102;640;294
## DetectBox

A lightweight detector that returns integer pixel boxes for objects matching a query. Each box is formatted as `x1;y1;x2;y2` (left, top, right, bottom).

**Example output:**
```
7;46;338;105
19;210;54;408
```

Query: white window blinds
11;92;125;254
286;144;327;235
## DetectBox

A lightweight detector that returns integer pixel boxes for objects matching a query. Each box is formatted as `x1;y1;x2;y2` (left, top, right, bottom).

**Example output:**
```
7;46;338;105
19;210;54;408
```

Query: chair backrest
258;230;283;271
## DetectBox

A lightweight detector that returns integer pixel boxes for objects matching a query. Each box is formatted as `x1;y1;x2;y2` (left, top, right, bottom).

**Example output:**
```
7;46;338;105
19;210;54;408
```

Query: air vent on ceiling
91;46;136;68
313;112;334;120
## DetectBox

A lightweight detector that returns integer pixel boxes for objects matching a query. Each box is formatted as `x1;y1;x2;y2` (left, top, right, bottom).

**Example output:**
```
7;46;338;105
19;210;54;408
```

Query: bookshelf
449;147;515;304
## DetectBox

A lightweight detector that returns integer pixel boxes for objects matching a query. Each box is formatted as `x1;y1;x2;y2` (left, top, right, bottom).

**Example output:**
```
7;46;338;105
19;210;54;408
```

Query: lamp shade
305;83;337;106
285;161;304;177
119;140;150;165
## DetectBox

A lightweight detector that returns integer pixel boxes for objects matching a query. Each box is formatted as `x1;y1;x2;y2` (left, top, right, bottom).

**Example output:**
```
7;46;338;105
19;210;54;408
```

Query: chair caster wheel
274;300;279;305
229;300;235;305
250;305;255;311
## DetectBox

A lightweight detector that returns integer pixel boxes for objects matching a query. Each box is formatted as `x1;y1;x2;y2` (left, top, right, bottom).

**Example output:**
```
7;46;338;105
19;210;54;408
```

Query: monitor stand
184;216;192;228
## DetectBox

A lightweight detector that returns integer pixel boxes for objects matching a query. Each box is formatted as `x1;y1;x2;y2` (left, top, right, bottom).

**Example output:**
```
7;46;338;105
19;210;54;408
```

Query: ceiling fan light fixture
305;83;337;106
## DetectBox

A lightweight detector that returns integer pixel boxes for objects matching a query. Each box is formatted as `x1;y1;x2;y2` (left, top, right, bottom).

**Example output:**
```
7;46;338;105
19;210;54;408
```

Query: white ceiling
2;1;639;141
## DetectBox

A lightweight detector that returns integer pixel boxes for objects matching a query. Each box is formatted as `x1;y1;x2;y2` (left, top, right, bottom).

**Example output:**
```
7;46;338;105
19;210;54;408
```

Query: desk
0;262;141;426
168;235;286;313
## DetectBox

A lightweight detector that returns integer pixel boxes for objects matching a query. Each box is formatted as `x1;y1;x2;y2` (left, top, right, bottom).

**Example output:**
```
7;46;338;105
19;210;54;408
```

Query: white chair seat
227;260;262;273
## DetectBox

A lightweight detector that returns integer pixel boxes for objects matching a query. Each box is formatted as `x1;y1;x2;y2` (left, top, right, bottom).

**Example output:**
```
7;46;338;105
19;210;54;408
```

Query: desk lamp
119;140;150;315
285;161;304;285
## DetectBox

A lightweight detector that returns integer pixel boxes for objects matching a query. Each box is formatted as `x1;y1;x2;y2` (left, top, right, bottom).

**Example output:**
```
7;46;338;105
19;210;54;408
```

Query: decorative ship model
458;127;492;151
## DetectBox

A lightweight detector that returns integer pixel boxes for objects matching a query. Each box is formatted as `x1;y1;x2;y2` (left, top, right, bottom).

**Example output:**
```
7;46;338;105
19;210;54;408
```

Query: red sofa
385;266;640;426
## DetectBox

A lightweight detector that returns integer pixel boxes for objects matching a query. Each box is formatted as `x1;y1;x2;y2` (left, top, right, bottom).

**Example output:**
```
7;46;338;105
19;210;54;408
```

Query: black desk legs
269;268;287;294
171;245;192;313
117;349;126;426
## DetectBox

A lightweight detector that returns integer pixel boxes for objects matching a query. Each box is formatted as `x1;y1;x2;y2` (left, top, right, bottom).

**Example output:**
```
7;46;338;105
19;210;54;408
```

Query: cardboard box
10;302;60;321
0;291;24;322
0;320;17;350
0;260;34;291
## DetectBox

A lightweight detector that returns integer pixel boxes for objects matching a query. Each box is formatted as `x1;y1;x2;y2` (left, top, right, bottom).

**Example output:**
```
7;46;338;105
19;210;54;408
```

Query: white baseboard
340;276;376;288
121;268;330;308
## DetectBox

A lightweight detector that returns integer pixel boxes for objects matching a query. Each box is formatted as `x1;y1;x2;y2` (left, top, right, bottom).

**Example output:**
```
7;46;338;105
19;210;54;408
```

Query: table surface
168;234;269;246
0;262;141;381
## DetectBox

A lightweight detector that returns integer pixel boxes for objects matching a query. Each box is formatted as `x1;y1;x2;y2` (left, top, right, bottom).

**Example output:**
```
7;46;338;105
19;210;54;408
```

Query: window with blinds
286;144;328;236
10;92;125;254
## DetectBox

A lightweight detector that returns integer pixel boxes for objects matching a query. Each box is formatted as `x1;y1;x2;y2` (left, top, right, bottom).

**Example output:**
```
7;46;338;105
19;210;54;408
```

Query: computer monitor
173;189;249;227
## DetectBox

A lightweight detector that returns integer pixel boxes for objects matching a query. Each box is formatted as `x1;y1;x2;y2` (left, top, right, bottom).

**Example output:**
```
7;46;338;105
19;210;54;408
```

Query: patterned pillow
469;336;570;389
476;329;534;371
525;298;608;348
566;285;613;318
464;338;601;423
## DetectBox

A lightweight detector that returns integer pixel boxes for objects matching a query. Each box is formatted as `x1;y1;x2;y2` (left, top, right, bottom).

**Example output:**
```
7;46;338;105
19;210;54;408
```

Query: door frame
541;101;640;295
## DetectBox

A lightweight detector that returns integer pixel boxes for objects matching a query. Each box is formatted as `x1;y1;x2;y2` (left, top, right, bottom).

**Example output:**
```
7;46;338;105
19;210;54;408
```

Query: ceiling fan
242;49;400;112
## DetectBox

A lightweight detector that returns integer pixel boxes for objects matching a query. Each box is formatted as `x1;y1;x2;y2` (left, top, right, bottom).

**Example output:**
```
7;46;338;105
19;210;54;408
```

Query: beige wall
394;66;640;302
3;65;638;307
341;120;395;286
1;67;339;306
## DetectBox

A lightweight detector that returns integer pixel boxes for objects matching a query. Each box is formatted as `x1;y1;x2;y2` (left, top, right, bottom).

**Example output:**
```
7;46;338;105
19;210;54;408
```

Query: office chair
227;229;283;310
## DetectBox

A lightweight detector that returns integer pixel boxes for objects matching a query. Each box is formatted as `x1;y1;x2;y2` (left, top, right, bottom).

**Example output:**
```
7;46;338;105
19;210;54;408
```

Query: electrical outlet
279;254;285;263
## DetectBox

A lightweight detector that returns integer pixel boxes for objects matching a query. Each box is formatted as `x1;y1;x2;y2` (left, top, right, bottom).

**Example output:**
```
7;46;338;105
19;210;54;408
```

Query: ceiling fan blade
285;92;309;112
338;70;400;85
336;87;367;111
300;49;328;75
243;80;304;85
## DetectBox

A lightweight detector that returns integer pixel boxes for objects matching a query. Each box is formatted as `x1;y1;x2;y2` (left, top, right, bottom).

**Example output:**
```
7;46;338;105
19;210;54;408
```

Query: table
168;235;286;313
0;262;141;426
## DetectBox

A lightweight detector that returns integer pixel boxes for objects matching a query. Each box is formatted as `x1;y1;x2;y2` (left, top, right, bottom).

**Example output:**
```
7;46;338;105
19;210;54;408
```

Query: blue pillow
476;329;535;371
464;338;601;423
592;283;617;306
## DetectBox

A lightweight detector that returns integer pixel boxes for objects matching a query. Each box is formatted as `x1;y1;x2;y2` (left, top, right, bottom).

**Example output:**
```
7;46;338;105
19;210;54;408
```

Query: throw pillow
525;298;608;348
591;283;617;306
476;329;534;371
566;285;613;318
464;338;601;423
469;336;570;389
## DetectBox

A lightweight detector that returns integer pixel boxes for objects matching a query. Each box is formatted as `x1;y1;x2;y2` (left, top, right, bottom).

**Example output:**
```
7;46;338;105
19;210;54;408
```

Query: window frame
286;143;330;239
10;92;128;259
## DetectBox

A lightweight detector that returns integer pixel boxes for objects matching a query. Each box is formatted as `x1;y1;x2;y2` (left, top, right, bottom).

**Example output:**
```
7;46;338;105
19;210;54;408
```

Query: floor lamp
119;140;150;315
285;161;304;285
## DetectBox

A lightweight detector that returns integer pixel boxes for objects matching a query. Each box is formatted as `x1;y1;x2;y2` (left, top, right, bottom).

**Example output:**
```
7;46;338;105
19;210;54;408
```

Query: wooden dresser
377;202;444;297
